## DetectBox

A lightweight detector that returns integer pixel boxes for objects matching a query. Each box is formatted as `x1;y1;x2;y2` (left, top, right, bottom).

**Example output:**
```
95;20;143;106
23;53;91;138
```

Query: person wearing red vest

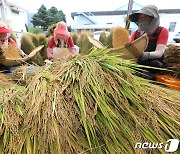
0;21;26;72
129;5;169;68
47;21;76;61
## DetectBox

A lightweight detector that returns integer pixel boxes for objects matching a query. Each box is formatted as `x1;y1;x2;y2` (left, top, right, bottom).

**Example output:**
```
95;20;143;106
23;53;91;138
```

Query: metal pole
125;0;133;30
1;0;7;20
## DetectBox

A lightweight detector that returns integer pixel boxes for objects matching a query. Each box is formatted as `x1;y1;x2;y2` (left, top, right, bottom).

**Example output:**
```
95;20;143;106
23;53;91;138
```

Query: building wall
73;14;127;31
0;3;28;46
6;7;28;32
160;14;180;42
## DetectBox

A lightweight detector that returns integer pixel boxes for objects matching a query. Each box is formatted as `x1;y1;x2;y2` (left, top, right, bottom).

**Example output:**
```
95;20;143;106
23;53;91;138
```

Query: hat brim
54;28;69;36
129;9;154;22
0;27;11;33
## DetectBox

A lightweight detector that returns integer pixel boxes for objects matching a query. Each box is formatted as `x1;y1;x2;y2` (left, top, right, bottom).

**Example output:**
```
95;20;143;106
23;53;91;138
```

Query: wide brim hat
54;21;69;36
129;5;158;22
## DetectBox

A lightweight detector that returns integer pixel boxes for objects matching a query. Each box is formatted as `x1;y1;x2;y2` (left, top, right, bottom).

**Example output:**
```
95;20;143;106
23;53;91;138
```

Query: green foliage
10;33;17;42
31;5;50;30
27;26;43;34
31;4;66;31
67;25;72;32
48;7;66;24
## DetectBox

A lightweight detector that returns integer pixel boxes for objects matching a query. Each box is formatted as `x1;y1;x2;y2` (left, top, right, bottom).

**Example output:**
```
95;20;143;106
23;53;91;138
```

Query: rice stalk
0;48;179;153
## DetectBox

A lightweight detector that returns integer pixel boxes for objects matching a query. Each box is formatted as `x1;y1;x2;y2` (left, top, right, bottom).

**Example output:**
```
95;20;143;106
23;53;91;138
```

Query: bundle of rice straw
0;73;15;86
76;31;93;54
0;48;179;154
164;44;180;78
1;44;21;58
99;31;107;45
113;26;130;48
21;33;48;65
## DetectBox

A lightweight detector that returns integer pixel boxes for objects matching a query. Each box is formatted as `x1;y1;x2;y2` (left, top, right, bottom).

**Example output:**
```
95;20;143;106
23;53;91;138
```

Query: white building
71;2;180;42
0;0;28;45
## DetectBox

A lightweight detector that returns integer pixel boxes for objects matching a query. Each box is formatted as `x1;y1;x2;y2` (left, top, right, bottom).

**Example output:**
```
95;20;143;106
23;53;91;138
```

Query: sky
13;0;180;25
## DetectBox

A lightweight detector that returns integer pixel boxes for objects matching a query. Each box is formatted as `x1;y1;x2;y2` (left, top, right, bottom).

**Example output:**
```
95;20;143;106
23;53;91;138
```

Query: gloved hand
19;49;27;58
139;52;150;62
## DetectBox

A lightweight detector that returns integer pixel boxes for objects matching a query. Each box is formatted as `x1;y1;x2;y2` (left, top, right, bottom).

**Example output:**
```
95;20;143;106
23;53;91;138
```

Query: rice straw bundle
47;23;57;37
71;32;79;45
76;31;93;54
0;73;15;86
1;44;21;58
106;29;113;48
99;31;107;46
0;48;180;153
113;26;130;48
21;33;48;65
0;83;26;153
164;44;180;78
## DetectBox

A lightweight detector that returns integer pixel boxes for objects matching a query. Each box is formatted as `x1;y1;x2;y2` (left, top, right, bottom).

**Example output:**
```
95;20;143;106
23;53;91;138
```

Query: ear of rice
2;44;21;58
0;73;15;86
113;26;130;48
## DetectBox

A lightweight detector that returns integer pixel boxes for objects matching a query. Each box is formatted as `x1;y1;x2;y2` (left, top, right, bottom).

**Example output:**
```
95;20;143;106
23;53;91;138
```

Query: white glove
139;52;150;62
19;49;27;57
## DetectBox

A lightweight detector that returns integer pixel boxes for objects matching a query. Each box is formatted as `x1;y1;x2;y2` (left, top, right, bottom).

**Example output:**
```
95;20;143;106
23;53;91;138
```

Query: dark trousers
138;59;164;68
137;59;164;80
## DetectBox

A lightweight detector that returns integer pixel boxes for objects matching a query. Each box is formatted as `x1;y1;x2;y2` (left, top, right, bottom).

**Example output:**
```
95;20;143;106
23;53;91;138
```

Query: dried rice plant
71;32;79;45
21;33;48;65
46;23;57;37
0;48;180;153
0;73;15;86
113;26;130;48
99;31;107;46
76;31;93;54
0;83;26;153
106;29;113;48
1;44;21;58
164;44;180;78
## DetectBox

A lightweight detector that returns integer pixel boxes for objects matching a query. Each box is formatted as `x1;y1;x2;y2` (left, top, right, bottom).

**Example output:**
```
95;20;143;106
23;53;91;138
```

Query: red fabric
130;32;136;42
156;28;168;45
9;38;18;47
130;27;169;45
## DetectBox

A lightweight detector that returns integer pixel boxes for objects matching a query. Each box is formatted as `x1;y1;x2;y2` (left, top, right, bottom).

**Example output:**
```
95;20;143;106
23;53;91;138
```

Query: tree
48;7;66;25
31;5;50;30
31;5;67;31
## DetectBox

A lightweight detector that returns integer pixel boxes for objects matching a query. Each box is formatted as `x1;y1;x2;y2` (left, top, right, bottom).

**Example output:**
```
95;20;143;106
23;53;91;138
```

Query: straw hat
0;21;11;33
54;21;69;36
